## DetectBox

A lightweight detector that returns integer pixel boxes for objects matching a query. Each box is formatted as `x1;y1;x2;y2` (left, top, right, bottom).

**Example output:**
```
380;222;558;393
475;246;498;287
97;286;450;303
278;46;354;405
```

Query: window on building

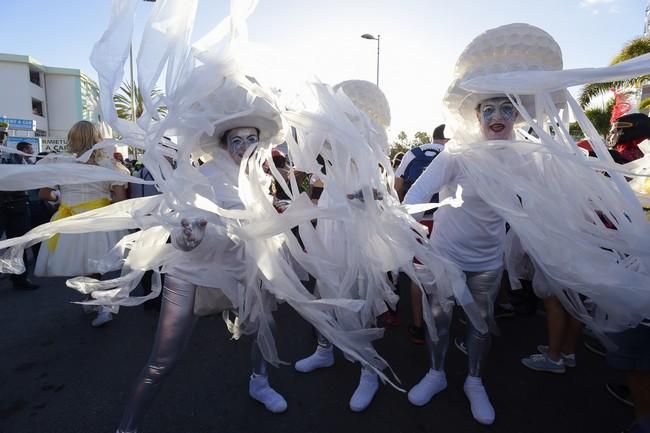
35;129;47;137
32;99;44;117
29;69;41;86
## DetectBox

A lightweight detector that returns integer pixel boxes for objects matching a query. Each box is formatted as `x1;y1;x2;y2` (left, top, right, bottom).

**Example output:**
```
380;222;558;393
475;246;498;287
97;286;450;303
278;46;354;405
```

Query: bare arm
38;187;58;201
111;185;128;203
394;177;405;201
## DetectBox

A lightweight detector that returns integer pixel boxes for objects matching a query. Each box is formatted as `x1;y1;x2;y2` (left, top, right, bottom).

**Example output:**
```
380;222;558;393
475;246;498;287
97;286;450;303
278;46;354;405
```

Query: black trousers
0;202;32;280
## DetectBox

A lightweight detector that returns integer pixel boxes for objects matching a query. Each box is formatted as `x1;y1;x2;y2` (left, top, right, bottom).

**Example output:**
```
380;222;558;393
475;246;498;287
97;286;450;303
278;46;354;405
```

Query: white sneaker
91;308;113;327
408;368;447;406
463;376;495;425
349;368;379;412
294;345;334;373
249;374;288;414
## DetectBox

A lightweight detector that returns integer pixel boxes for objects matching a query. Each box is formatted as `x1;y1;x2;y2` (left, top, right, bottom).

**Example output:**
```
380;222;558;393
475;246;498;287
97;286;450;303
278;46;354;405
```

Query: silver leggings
426;269;502;378
117;275;268;433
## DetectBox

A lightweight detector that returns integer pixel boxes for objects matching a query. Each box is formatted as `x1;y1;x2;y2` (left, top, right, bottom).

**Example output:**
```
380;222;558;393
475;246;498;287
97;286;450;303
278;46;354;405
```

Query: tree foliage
397;130;408;145
639;97;650;111
570;98;615;138
413;131;431;145
389;142;411;160
578;37;650;108
113;81;167;120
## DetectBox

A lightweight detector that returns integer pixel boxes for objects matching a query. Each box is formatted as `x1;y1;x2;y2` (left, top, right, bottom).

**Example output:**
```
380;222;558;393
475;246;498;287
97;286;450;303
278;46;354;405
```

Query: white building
0;53;100;152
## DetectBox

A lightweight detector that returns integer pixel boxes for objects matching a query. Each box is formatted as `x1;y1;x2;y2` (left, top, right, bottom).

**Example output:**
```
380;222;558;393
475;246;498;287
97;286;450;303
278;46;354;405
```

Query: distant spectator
0;141;39;289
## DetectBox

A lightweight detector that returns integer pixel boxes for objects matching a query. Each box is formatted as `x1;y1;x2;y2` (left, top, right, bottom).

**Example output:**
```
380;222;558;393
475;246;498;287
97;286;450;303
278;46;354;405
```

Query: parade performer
292;79;399;412
404;23;650;425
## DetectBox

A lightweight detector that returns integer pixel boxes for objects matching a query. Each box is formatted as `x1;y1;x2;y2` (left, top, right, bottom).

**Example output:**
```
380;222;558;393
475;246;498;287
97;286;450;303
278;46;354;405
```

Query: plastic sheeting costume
292;79;399;412
404;23;650;426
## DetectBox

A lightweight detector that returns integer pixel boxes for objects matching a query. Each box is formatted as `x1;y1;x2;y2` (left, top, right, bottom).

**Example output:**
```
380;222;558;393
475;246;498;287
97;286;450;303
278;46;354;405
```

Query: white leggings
117;275;268;433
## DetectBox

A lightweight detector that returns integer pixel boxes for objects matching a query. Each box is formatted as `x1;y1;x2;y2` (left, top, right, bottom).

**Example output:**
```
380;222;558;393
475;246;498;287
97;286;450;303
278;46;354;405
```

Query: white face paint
225;127;259;164
476;97;518;141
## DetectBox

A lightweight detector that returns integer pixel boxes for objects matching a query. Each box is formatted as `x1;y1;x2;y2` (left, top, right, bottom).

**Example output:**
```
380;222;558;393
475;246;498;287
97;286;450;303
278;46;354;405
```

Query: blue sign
0;117;36;131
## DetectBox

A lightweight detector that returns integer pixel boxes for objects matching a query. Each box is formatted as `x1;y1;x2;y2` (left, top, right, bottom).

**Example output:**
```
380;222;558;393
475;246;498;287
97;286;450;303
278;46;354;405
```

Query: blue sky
2;0;648;139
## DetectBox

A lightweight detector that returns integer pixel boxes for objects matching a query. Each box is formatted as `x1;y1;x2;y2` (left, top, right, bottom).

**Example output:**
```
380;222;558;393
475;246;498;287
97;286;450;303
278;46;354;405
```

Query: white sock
294;345;334;373
408;368;447;406
463;376;495;425
349;368;379;412
249;374;288;414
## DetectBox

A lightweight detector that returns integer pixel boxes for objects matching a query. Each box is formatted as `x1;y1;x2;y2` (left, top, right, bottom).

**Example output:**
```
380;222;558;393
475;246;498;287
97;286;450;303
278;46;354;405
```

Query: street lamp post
361;33;380;87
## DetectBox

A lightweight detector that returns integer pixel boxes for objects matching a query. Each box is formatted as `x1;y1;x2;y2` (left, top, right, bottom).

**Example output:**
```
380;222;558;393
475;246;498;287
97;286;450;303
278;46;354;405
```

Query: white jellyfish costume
403;23;650;426
290;79;408;411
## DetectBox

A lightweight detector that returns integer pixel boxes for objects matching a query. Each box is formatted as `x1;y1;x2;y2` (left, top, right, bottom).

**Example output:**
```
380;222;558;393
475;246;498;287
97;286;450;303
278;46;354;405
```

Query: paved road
0;274;633;433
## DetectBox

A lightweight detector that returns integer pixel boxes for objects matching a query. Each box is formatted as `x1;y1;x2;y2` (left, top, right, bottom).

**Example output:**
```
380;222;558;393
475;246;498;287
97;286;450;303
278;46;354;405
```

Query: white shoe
91;308;113;327
249;374;288;414
463;376;495;425
294;345;334;373
408;368;447;406
349;368;379;412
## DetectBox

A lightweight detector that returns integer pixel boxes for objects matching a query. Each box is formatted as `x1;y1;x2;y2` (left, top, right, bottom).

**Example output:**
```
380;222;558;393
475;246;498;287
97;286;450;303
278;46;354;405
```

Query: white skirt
35;229;128;277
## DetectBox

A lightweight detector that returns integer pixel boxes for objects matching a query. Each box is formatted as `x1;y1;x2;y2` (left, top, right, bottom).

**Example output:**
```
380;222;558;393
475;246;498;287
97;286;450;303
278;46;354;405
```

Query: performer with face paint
404;22;650;426
402;24;561;426
293;79;398;412
116;110;290;433
402;100;515;425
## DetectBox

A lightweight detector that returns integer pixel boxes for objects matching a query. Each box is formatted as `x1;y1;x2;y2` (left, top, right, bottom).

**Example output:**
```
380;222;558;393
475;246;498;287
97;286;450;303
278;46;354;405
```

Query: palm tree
570;98;615;138
413;131;431;145
113;81;167;120
578;37;650;108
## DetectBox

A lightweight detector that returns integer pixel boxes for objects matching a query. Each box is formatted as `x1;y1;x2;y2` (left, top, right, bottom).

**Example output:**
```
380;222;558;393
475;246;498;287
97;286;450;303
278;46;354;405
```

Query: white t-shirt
404;150;505;272
394;143;445;178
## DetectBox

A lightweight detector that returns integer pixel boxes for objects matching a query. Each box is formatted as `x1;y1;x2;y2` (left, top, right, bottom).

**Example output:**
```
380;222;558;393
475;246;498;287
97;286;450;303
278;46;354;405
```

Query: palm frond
112;81;167;120
639;98;650;111
577;37;650;108
610;38;650;65
578;82;614;108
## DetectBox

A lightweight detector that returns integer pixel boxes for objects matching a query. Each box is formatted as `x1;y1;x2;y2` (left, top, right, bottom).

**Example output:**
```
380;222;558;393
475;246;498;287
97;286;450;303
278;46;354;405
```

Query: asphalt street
0;273;634;433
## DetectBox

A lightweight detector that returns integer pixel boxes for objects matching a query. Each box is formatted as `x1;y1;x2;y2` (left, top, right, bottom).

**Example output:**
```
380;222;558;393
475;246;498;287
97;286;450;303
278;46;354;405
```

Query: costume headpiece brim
444;23;564;121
